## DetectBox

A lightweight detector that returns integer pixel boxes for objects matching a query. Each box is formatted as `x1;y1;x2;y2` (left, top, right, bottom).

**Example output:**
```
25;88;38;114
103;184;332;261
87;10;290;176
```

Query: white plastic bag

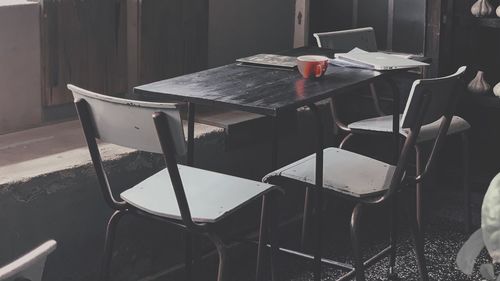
457;172;500;280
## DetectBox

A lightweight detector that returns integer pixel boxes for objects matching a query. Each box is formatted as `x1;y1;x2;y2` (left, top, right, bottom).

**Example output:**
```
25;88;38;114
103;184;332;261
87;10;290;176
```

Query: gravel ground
228;189;494;281
157;188;496;281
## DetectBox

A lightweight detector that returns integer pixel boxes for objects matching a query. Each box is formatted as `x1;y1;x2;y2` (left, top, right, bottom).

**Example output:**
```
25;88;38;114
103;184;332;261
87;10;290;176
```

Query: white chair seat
348;114;470;142
121;165;275;223
263;147;396;198
0;240;56;281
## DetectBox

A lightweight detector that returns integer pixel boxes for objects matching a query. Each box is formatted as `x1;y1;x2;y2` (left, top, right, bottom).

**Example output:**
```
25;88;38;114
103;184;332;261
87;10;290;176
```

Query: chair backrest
67;85;186;155
375;66;467;204
0;240;56;281
313;27;378;52
68;85;200;229
401;66;467;129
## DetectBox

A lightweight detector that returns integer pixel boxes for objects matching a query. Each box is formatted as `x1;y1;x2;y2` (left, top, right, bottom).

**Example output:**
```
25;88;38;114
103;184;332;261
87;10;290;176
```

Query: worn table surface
135;47;383;116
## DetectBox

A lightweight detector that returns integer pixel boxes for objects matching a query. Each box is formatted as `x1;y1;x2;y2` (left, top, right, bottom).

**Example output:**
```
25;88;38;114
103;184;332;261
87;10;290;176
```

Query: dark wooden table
135;47;397;281
135;47;390;163
135;56;382;117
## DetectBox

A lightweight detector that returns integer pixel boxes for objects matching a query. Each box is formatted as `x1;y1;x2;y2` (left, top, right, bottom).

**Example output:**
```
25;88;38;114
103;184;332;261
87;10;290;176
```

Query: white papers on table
330;48;428;70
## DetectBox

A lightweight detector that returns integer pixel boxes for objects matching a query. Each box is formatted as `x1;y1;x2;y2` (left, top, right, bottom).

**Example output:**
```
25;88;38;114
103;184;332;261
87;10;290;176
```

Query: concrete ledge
0;120;221;185
0;0;38;7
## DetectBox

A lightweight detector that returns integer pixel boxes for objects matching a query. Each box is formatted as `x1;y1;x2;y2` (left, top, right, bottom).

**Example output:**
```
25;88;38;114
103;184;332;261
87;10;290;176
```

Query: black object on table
135;47;399;281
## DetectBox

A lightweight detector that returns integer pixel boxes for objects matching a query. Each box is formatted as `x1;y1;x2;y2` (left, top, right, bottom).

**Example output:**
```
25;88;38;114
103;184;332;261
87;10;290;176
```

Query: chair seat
121;165;275;223
348;114;470;142
263;147;396;198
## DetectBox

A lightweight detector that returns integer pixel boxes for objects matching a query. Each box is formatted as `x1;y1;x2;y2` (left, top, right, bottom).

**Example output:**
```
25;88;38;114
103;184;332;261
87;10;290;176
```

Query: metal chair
68;85;281;281
313;27;385;117
315;28;472;233
0;240;57;281
263;67;467;281
313;27;378;53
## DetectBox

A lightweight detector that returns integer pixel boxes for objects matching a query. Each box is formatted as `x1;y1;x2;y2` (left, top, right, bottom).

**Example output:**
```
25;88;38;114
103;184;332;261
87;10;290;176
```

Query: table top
135;47;383;116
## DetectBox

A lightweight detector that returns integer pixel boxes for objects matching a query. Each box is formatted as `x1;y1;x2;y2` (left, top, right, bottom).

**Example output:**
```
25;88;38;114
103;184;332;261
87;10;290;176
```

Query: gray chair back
401;66;467;129
0;240;56;281
68;85;202;229
67;85;186;156
313;27;377;52
377;66;467;203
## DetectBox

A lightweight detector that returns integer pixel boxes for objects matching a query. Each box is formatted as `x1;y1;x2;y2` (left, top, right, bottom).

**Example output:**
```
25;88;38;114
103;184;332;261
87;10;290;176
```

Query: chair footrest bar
336;245;392;281
243;239;392;278
270;245;354;270
364;245;392;268
336;269;356;281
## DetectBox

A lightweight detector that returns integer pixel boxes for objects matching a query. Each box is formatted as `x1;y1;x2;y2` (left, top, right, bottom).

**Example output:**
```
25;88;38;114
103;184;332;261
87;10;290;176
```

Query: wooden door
41;0;209;107
41;0;128;106
138;0;208;84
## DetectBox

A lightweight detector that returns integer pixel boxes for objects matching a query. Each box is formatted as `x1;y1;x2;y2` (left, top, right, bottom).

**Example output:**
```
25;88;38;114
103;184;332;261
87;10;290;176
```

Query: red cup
297;55;329;79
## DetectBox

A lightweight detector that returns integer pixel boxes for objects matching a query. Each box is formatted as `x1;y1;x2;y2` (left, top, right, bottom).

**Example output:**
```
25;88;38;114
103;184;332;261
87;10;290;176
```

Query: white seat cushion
347;114;470;142
263;147;396;198
121;165;275;223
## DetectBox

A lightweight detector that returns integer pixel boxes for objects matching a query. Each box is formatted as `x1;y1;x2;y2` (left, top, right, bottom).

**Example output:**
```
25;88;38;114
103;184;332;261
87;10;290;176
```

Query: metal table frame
136;48;405;281
181;78;401;281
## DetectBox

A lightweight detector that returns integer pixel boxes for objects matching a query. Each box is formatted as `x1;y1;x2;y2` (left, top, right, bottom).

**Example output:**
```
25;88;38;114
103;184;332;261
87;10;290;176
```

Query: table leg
387;78;401;164
271;117;279;170
187;102;195;167
386;76;401;278
307;104;324;281
186;102;199;279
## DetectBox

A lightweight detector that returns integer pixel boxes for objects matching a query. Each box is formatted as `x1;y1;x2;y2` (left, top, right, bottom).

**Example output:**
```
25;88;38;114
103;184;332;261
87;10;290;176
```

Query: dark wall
440;0;500;184
208;0;295;67
309;0;426;54
393;0;426;54
309;0;353;36
358;0;389;50
139;0;208;84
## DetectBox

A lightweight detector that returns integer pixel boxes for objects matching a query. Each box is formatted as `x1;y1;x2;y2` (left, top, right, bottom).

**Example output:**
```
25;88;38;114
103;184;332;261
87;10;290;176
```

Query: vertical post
308;104;323;281
425;0;443;76
388;78;400;164
293;0;310;48
126;0;140;89
387;0;395;50
352;0;359;28
388;76;400;278
187;102;195;166
271;117;279;170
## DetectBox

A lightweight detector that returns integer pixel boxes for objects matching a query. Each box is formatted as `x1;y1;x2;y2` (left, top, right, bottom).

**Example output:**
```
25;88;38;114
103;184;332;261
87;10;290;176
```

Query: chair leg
415;145;423;235
404;194;429;281
350;203;365;281
461;132;471;234
339;133;354;149
388;196;399;280
369;82;385;117
100;210;126;281
256;193;281;281
301;187;312;250
269;194;281;281
256;195;269;281
208;233;229;281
